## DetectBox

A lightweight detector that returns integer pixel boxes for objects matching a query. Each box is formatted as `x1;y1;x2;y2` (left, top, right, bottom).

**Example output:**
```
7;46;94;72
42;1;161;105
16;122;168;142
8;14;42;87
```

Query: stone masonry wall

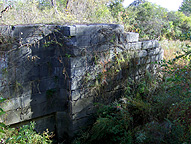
0;24;163;141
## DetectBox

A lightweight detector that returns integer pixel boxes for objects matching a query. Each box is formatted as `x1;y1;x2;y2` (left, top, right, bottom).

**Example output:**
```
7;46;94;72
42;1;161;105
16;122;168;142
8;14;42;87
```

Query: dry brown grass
160;40;191;61
160;40;191;84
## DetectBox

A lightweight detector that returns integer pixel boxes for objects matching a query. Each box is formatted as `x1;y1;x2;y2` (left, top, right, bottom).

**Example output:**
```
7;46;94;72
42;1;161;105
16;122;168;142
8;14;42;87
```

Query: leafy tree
123;2;169;39
108;0;124;19
179;0;191;16
168;11;191;40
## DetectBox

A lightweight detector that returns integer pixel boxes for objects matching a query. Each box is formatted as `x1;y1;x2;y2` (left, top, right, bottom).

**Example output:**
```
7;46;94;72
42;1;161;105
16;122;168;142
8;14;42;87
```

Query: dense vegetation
73;40;191;143
0;98;53;143
0;0;191;143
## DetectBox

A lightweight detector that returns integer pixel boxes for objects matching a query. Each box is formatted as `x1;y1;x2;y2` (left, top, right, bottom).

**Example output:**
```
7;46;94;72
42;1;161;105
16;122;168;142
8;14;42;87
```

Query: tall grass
160;40;191;73
160;40;191;60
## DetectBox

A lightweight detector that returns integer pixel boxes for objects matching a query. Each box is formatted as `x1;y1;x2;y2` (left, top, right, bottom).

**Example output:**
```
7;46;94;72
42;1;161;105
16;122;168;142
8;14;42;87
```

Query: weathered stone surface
70;97;94;114
126;32;139;42
70;89;84;101
72;116;94;132
127;42;142;50
62;26;76;36
137;50;147;57
34;114;56;133
142;40;159;49
6;113;56;137
148;47;161;56
0;24;163;141
56;112;71;140
0;93;67;125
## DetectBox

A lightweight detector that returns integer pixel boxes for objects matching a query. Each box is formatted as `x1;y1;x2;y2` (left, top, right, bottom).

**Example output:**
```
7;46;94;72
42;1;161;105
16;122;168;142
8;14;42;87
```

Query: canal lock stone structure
0;24;163;141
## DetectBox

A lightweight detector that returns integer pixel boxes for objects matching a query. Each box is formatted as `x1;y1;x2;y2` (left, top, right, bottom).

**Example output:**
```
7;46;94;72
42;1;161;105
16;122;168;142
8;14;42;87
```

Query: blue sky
122;0;183;11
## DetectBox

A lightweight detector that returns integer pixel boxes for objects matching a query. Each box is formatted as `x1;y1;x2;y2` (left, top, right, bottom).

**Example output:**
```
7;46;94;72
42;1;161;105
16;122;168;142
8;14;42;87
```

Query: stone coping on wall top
0;24;124;40
0;24;161;51
0;24;142;44
0;24;151;40
0;23;123;31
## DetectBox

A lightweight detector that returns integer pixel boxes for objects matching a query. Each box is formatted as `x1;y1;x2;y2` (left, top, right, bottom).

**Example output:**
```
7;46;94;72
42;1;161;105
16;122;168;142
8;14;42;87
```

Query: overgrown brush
160;40;191;60
0;0;116;25
0;96;53;143
73;44;191;144
0;122;53;143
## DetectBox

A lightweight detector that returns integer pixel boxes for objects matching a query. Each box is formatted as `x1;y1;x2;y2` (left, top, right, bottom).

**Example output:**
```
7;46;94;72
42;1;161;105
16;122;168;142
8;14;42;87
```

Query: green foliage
0;97;53;143
167;11;191;40
108;0;125;21
73;103;133;144
121;2;169;39
179;0;191;16
0;97;6;134
91;104;133;143
0;122;53;143
115;1;191;40
73;44;191;143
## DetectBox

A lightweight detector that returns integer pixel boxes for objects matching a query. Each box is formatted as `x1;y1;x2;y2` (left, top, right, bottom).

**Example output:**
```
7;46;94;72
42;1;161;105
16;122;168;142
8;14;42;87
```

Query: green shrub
73;103;133;144
0;97;53;143
73;44;191;143
0;97;6;134
122;2;169;40
179;0;191;16
168;11;191;40
141;120;189;144
0;122;53;143
168;98;191;130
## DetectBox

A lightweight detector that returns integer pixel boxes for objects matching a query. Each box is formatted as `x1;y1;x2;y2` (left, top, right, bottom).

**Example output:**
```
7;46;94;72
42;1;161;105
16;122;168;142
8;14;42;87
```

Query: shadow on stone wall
0;24;163;142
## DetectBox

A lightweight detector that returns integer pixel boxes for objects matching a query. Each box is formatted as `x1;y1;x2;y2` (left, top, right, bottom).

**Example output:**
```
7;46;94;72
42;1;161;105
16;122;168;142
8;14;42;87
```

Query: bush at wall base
0;121;53;144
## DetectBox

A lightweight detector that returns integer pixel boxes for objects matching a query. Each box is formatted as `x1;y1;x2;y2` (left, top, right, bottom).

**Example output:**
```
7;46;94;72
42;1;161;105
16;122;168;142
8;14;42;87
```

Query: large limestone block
126;32;139;42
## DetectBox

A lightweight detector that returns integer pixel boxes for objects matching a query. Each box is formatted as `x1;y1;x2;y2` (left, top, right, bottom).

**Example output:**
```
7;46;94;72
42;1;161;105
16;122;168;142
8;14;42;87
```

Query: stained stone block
34;114;56;134
70;56;87;68
70;89;84;101
12;25;43;44
142;40;159;49
72;116;94;132
0;24;164;142
138;50;147;57
70;97;94;114
148;48;160;56
56;112;71;140
0;25;13;36
69;66;86;79
159;49;164;61
126;32;139;42
126;42;142;50
62;26;76;36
